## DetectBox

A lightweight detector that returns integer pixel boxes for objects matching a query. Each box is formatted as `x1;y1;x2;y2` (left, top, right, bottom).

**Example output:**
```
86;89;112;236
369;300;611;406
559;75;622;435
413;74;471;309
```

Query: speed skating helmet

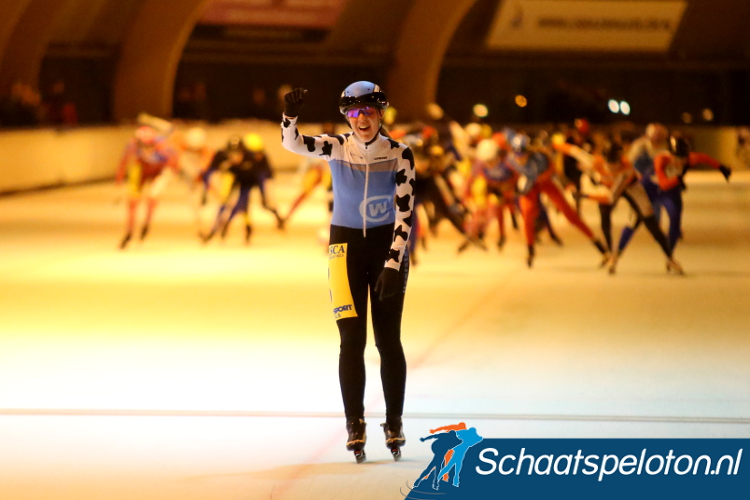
646;122;668;143
492;131;507;150
226;135;244;152
574;118;590;136
476;138;499;162
243;133;265;153
135;126;157;146
339;81;388;114
429;145;445;157
510;133;530;155
669;135;691;158
184;127;207;150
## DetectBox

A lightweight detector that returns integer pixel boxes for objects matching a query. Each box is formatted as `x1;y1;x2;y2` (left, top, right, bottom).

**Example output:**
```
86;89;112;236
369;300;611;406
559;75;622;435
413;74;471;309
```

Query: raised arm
280;88;342;160
554;142;596;175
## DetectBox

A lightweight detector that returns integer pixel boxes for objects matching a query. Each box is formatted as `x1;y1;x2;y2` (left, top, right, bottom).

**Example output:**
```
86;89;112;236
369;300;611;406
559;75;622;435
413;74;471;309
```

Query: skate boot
220;221;230;240
497;235;506;250
139;224;150;241
200;230;215;244
119;232;132;250
666;257;684;275
526;245;535;268
273;211;285;231
593;238;608;255
244;224;253;244
550;232;564;246
608;252;619;275
381;418;405;461
345;417;367;463
471;236;488;251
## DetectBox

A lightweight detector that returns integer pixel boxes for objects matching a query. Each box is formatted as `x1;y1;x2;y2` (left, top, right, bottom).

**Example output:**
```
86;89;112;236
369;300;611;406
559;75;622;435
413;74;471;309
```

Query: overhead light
473;103;489;118
620;101;631;115
608;100;620;113
681;112;693;124
702;108;714;122
515;95;528;108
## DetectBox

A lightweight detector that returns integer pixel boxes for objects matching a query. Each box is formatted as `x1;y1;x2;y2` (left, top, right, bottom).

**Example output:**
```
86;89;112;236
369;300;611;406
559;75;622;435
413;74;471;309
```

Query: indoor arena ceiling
3;0;750;120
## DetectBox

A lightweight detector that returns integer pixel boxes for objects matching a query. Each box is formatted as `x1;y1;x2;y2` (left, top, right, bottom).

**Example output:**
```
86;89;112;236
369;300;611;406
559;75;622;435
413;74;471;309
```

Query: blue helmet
339;81;388;115
510;133;530;154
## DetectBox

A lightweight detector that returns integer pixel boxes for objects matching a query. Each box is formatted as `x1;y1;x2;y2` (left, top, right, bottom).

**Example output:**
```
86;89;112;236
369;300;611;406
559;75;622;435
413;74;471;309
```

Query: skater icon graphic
413;423;483;491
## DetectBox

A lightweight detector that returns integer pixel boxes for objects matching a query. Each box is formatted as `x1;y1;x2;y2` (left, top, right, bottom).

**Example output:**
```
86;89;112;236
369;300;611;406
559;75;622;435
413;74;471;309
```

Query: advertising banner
486;0;686;52
199;0;344;28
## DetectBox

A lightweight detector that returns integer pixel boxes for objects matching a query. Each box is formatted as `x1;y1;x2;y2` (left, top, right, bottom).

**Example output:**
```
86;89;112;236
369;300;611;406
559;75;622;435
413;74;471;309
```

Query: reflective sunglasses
345;106;377;118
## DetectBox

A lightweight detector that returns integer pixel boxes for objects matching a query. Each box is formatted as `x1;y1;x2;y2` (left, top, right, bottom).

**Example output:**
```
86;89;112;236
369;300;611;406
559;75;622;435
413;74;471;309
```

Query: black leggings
329;224;409;421
599;192;672;258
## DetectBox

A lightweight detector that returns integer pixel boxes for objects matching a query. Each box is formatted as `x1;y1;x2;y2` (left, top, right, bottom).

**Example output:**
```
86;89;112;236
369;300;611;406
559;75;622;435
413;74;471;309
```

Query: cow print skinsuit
281;114;415;423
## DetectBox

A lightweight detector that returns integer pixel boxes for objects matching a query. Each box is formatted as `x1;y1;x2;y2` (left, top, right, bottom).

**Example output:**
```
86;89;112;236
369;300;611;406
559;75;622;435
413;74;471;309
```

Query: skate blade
354;450;366;464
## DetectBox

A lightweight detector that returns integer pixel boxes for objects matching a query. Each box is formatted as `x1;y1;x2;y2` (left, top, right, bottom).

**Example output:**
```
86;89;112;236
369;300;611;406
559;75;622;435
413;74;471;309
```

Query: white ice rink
1;170;749;499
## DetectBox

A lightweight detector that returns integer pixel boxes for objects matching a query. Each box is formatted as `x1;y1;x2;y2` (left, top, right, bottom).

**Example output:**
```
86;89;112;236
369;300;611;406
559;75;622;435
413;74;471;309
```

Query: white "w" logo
360;195;392;222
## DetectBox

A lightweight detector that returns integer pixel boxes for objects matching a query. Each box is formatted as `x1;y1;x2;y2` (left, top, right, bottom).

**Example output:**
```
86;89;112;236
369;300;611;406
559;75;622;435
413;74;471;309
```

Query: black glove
283;88;307;118
719;164;732;181
374;267;401;301
678;176;687;191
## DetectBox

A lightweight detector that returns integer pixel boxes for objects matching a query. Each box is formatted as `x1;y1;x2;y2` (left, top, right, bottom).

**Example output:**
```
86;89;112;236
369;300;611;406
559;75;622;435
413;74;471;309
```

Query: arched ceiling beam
387;0;481;121
0;0;74;93
112;0;212;121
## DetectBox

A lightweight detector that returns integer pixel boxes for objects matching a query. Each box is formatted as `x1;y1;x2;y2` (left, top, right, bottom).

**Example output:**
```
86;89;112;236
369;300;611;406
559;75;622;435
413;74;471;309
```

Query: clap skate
666;257;684;275
526;245;535;268
608;252;619;275
119;232;132;250
346;418;367;464
381;419;405;461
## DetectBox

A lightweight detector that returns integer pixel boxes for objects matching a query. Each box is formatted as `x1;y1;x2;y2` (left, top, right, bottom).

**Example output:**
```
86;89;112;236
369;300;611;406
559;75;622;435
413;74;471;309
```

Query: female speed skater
116;125;179;249
281;82;414;463
556;140;683;275
507;133;608;268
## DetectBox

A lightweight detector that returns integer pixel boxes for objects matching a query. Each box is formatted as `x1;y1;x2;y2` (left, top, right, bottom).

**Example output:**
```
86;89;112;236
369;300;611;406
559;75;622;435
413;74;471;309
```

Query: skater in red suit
507;133;608;268
116;126;178;249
